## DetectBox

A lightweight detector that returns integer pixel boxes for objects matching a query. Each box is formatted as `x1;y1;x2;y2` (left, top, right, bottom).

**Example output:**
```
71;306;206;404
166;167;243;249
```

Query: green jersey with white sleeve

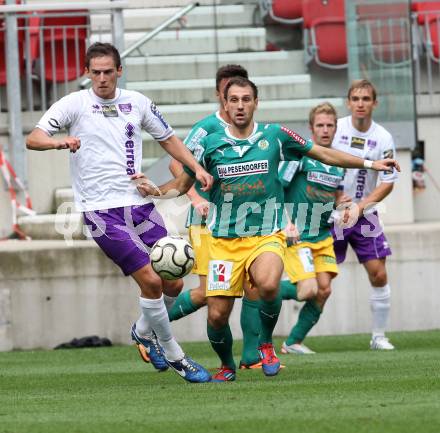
284;156;344;243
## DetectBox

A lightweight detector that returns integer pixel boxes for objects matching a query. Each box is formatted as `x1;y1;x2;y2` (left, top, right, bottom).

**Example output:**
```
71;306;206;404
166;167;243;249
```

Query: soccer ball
150;236;195;280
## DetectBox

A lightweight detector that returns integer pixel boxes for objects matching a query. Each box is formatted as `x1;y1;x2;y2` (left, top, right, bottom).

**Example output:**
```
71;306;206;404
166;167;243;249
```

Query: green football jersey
284;156;345;243
183;111;229;226
186;122;313;238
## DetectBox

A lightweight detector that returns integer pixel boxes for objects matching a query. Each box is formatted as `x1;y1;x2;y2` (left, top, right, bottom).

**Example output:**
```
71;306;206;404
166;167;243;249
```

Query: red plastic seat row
303;0;347;69
0;8;88;85
412;1;440;62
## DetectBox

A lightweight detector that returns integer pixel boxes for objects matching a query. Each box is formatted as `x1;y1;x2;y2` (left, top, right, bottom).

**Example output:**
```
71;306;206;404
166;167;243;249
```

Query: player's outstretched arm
169;158;209;217
306;144;401;172
132;171;195;199
160;135;213;191
26;128;81;153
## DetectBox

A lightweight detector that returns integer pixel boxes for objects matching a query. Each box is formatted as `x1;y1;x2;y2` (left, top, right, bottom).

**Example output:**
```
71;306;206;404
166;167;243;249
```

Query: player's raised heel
131;324;169;371
370;336;395;350
165;356;211;383
258;343;281;376
211;366;236;382
281;341;316;355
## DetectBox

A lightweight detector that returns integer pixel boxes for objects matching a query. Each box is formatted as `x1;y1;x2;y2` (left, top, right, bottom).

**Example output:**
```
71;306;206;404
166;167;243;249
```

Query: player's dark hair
85;42;122;69
348;79;377;101
309;102;338;126
215;64;248;91
223;77;258;100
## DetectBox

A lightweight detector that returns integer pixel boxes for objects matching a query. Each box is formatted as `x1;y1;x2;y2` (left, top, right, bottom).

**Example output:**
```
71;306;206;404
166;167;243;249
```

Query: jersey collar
225;122;258;141
88;88;122;104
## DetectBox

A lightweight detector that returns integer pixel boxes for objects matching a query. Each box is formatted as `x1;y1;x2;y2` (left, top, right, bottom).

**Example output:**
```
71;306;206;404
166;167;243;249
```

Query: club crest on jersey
217;160;269;178
258;139;269;150
232;145;251;157
281;126;306;146
367;139;377;149
118;103;132;114
248;131;263;144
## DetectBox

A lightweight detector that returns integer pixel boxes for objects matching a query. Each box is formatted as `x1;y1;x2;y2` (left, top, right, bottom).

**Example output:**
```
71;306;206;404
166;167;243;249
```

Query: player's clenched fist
56;136;81;153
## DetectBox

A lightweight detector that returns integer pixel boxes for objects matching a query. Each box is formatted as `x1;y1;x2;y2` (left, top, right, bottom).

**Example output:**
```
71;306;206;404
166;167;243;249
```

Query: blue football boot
165;356;211;383
131;324;169;372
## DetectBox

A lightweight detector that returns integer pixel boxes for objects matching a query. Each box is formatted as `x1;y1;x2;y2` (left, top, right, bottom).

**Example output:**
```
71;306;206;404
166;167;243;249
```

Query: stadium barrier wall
0;222;439;351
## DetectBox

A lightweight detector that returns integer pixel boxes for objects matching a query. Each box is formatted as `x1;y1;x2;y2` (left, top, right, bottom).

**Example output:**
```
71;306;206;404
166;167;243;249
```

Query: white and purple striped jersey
332;115;398;213
36;88;173;211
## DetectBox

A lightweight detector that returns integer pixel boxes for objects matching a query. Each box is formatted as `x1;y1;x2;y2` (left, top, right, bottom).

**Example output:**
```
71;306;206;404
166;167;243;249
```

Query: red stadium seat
269;0;303;25
303;0;347;69
412;2;440;62
357;3;411;66
40;10;89;83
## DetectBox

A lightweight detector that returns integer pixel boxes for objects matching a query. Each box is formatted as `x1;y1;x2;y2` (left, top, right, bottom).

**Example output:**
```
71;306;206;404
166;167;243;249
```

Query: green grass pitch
1;330;440;433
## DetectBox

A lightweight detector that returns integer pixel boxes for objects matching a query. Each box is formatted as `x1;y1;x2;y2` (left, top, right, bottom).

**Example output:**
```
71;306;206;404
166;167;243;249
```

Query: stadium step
91;4;256;32
91;27;266;56
124;51;306;82
18;213;85;241
128;75;311;104
151;97;345;128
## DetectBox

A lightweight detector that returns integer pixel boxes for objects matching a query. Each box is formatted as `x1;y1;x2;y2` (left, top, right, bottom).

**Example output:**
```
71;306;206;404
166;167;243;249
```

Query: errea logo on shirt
217;160;269;178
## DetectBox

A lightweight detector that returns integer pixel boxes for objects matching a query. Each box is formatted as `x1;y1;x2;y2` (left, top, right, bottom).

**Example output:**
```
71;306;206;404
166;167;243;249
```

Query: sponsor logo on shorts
307;171;342;188
217;160;269;178
281;126;306;146
208;260;233;291
323;255;336;264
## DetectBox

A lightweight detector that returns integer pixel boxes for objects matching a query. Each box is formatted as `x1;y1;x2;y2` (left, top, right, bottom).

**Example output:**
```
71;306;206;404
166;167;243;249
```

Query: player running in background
331;79;398;350
279;103;345;355
167;65;264;369
145;77;398;381
26;42;212;383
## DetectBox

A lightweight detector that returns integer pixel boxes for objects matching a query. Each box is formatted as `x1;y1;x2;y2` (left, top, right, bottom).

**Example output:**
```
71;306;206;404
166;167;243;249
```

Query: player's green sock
258;293;282;345
240;297;261;366
207;323;236;371
286;300;322;345
280;280;298;300
168;290;199;322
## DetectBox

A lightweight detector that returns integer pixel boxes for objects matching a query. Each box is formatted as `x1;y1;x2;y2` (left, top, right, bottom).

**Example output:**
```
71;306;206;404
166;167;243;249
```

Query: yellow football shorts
206;231;286;297
284;235;338;283
189;224;211;276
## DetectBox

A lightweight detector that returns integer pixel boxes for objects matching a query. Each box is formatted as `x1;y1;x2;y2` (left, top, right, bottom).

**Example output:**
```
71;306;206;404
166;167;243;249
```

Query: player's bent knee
370;271;387;287
208;307;229;328
318;285;332;301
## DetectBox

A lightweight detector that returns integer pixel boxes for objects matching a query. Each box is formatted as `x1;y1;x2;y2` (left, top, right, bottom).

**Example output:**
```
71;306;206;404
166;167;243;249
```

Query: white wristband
363;159;373;169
